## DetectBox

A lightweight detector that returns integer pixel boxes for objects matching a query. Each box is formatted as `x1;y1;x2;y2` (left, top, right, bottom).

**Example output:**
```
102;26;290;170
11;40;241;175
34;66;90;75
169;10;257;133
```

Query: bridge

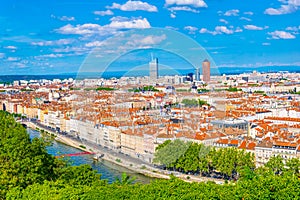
55;151;96;158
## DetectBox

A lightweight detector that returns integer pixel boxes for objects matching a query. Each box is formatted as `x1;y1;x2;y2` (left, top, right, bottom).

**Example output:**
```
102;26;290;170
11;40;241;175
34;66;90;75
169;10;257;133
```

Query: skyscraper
202;59;210;82
149;58;158;81
195;67;200;81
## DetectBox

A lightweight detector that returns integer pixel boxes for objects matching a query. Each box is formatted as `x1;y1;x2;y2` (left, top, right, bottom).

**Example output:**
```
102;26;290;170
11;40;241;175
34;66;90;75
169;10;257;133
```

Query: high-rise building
195;67;200;81
149;58;158;81
202;59;210;82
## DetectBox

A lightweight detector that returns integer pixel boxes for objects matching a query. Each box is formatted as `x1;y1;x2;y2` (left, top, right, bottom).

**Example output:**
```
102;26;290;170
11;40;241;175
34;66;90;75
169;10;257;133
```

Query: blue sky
0;0;299;75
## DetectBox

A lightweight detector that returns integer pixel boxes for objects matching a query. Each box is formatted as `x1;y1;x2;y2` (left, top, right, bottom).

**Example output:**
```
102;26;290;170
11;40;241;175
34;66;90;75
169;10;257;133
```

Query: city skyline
0;0;300;75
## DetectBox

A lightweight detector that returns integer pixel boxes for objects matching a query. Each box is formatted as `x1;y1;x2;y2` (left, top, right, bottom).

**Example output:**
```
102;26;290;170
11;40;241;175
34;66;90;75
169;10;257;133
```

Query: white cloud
286;26;300;31
199;28;209;34
219;19;228;24
43;54;64;58
124;34;166;50
264;0;300;15
217;11;223;15
165;0;207;7
240;17;252;21
108;17;151;29
184;26;198;34
56;24;101;35
168;6;200;13
235;27;243;32
170;13;176;18
7;57;20;61
215;26;234;34
264;5;296;15
262;42;271;46
35;54;64;59
55;17;151;35
200;26;241;35
137;34;167;45
94;10;114;16
107;1;158;12
51;14;75;21
85;41;103;47
4;46;17;50
165;26;178;30
217;61;300;68
244;11;254;15
59;16;75;21
244;25;265;30
31;39;74;46
53;46;89;54
268;30;296;39
224;9;239;16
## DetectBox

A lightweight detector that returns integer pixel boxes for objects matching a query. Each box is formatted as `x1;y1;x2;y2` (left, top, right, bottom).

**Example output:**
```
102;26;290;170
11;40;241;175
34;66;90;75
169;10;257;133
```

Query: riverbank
26;121;223;184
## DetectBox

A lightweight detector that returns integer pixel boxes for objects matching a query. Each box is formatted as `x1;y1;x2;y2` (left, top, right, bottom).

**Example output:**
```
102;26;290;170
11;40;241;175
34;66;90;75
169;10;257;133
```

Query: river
28;128;154;184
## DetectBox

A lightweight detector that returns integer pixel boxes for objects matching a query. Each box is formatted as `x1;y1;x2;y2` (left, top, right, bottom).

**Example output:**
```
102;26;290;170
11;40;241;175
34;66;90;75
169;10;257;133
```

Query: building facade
202;59;210;82
149;58;158;81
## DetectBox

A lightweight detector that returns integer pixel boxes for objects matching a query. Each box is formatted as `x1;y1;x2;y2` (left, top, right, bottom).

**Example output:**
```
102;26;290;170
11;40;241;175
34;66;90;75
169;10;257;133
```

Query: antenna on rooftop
150;52;154;61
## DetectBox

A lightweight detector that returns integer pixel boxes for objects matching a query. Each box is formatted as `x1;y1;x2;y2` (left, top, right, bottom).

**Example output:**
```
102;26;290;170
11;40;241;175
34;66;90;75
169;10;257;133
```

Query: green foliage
155;139;171;151
8;171;300;200
55;165;104;187
265;155;284;175
84;88;95;91
181;99;198;107
176;89;189;92
154;140;255;178
197;88;210;93
0;111;104;199
11;113;22;118
20;88;34;92
0;111;57;198
83;87;115;91
133;86;159;92
286;158;300;176
70;87;81;90
140;165;146;170
209;148;255;178
114;173;136;186
198;99;210;106
153;139;190;168
253;90;265;94
96;87;115;91
226;87;242;92
181;99;209;107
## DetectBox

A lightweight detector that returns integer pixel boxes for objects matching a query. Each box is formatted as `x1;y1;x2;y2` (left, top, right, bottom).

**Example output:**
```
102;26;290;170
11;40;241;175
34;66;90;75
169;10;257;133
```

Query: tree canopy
154;140;255;179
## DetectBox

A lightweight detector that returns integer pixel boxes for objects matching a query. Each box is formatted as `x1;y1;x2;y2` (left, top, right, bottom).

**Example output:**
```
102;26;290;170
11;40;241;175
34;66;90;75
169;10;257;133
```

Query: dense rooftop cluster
1;71;300;165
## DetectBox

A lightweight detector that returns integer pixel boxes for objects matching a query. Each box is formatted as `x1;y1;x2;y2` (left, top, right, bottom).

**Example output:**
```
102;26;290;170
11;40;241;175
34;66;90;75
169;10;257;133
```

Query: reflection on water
28;128;153;184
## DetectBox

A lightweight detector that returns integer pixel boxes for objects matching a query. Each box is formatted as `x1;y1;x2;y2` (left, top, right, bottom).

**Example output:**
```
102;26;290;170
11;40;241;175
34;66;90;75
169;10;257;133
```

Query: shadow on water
28;128;154;184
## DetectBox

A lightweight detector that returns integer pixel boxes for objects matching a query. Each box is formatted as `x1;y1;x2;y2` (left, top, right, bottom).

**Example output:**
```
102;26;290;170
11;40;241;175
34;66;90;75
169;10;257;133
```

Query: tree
154;140;190;169
114;173;136;186
265;155;284;175
155;140;171;151
0;111;57;198
56;165;104;186
181;99;198;107
286;158;300;176
198;99;210;107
